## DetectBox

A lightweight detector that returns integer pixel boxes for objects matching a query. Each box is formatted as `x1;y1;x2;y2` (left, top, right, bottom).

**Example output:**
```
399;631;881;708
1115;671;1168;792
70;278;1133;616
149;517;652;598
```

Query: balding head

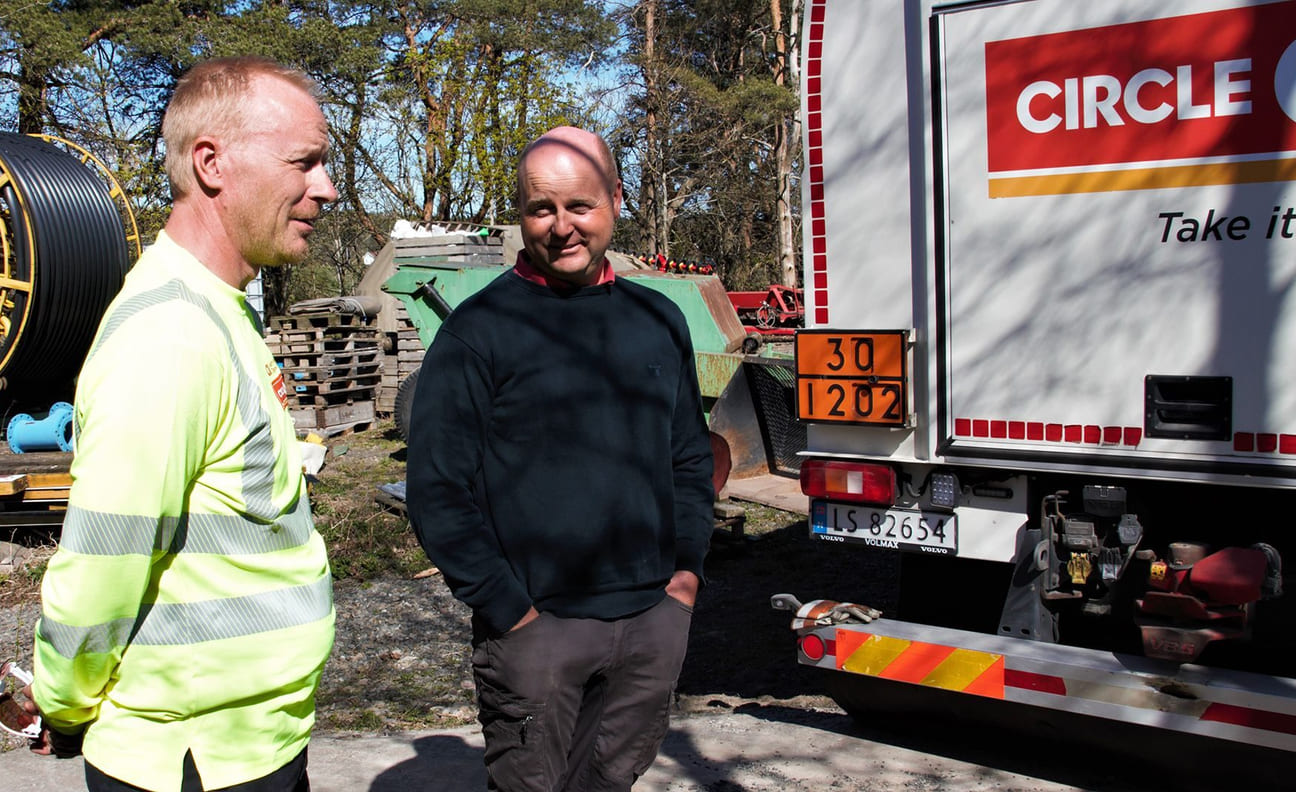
517;126;619;210
515;126;623;286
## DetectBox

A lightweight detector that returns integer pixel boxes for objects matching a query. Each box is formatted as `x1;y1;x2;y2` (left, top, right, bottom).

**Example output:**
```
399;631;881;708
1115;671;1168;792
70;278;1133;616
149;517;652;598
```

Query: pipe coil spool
0;134;134;398
7;401;73;453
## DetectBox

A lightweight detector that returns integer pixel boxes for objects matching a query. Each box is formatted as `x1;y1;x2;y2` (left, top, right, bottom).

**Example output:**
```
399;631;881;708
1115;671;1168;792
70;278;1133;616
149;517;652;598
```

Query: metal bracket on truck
777;607;1296;753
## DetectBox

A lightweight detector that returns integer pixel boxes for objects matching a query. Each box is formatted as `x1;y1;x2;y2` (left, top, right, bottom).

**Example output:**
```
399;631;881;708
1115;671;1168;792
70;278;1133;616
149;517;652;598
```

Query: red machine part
1136;546;1273;662
727;284;804;333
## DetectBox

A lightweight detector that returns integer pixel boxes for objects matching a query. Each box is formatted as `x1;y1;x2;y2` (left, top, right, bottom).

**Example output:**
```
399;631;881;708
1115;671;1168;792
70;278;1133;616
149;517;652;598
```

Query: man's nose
311;165;339;204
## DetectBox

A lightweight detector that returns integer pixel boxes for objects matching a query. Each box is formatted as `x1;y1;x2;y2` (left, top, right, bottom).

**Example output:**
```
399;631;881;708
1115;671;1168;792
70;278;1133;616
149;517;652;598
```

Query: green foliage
0;0;800;306
615;0;801;291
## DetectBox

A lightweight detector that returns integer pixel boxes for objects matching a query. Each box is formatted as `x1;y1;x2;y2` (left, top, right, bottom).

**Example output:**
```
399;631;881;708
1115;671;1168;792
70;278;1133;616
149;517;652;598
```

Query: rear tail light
799;633;826;661
800;460;896;506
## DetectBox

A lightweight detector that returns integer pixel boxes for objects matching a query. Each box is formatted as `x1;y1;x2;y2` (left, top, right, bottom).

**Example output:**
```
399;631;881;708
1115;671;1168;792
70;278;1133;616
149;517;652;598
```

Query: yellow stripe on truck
989;158;1296;198
837;629;1006;698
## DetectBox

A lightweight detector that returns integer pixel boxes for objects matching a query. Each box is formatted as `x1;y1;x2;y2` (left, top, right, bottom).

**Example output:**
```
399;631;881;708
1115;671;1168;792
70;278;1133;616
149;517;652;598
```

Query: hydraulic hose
0;133;132;398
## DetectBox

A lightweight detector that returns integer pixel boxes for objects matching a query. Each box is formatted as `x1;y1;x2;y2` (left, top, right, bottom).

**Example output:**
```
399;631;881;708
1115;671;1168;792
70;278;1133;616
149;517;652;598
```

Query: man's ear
612;179;624;216
191;138;223;193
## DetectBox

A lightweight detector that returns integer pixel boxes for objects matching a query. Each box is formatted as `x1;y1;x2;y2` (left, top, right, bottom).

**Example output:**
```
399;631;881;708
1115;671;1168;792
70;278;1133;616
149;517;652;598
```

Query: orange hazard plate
796;330;909;425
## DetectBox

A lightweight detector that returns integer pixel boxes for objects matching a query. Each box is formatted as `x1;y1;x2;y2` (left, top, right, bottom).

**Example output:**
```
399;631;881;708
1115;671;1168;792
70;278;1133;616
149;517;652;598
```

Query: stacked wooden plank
377;304;425;416
266;312;381;435
392;231;505;265
0;449;72;529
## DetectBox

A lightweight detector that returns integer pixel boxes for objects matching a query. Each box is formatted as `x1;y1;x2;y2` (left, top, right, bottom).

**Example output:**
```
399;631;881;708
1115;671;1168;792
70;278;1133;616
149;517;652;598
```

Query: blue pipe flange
7;401;74;453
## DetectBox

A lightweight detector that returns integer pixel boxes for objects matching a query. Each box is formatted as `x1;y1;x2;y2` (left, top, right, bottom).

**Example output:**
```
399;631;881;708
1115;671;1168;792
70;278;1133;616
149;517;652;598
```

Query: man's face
518;140;622;286
221;77;337;269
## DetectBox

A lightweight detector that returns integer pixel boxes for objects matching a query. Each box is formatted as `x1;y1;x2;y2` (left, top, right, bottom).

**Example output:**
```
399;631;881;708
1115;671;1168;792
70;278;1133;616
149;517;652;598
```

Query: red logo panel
985;4;1296;173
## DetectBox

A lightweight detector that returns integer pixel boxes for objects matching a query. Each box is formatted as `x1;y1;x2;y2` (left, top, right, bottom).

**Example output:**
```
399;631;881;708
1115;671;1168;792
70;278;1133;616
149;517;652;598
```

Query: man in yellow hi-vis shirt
28;57;337;791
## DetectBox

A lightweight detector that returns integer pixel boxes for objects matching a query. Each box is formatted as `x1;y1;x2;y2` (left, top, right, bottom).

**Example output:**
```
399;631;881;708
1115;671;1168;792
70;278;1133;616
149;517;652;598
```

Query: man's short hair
162;57;320;199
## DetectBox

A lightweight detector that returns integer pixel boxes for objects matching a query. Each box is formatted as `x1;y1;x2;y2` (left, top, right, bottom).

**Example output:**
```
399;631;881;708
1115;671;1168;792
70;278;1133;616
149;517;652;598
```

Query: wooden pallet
289;376;382;405
0;450;72;526
285;360;382;385
290;400;376;435
320;349;382;368
272;313;368;332
267;311;385;418
270;333;381;356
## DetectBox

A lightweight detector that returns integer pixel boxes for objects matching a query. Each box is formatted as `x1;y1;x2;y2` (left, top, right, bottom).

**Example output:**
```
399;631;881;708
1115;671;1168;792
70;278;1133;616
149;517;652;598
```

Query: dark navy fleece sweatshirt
406;270;714;637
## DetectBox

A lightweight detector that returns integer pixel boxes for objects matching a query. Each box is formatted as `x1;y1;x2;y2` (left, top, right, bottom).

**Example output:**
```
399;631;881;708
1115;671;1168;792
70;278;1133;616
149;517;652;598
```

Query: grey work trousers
471;595;693;792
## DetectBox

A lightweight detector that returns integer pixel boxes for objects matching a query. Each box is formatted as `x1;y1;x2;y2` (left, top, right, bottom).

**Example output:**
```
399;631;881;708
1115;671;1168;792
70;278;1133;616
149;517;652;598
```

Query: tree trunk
772;0;801;289
641;0;668;256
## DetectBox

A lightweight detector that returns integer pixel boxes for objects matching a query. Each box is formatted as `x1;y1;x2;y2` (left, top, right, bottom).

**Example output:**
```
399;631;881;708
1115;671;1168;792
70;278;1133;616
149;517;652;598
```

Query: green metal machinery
381;231;803;483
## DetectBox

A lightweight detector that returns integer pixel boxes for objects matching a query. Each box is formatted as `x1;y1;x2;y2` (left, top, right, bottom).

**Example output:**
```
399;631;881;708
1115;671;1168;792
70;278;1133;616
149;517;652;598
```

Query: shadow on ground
676;518;899;702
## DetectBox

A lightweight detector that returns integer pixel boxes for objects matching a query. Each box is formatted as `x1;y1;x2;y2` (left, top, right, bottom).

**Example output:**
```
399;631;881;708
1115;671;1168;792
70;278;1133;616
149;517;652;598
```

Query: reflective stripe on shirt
36;575;332;658
58;497;314;556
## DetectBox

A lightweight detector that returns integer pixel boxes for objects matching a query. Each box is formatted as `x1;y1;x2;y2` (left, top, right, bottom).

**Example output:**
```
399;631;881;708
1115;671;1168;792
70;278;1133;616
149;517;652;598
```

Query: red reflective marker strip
878;642;956;684
804;0;829;323
1200;703;1296;736
833;630;871;670
963;656;1006;699
955;418;1146;447
1004;668;1067;696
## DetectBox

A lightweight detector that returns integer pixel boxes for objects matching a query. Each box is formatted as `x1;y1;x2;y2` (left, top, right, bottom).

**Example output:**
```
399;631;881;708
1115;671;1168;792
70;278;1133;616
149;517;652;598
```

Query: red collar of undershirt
513;250;615;290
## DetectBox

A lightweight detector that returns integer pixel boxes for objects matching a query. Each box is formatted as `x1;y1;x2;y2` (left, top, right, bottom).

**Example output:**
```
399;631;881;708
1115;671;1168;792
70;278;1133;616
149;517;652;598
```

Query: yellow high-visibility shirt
33;231;334;791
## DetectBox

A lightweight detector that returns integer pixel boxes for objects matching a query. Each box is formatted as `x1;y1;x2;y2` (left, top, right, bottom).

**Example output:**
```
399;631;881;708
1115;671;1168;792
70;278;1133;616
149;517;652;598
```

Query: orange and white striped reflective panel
835;630;1006;698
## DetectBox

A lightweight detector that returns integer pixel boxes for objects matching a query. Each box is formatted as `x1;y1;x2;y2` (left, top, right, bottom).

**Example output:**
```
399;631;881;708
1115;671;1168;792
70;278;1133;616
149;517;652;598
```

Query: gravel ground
1;493;895;741
318;507;898;732
7;502;1289;791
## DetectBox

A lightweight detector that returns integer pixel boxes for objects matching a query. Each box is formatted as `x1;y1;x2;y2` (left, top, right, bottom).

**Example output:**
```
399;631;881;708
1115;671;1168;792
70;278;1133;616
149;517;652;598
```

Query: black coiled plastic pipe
0;133;130;399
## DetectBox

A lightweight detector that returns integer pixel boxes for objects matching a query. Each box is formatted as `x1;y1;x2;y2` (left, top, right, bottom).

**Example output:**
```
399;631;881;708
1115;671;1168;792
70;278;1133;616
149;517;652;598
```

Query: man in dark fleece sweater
406;126;714;792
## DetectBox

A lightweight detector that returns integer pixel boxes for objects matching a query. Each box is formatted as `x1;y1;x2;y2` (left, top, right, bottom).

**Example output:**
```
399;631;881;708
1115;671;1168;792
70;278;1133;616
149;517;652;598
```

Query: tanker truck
778;0;1296;754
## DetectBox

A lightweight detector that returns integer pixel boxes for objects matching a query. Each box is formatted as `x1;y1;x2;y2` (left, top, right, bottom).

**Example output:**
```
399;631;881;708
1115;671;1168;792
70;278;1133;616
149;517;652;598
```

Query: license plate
810;501;958;555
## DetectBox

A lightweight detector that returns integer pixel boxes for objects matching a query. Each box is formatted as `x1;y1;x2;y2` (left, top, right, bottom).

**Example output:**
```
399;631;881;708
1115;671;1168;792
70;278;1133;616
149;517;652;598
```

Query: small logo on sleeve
267;362;289;409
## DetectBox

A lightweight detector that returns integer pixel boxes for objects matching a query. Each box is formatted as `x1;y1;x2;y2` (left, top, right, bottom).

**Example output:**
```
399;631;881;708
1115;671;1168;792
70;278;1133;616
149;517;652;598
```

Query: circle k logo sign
984;4;1296;196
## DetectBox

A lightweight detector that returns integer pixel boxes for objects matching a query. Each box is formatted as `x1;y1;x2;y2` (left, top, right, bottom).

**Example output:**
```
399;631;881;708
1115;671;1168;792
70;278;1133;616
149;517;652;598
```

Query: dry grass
308;424;427;581
0;543;53;608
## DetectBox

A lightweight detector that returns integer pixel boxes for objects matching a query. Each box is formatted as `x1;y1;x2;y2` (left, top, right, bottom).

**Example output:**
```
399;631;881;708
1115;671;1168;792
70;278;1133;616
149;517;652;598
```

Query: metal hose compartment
0;133;131;397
